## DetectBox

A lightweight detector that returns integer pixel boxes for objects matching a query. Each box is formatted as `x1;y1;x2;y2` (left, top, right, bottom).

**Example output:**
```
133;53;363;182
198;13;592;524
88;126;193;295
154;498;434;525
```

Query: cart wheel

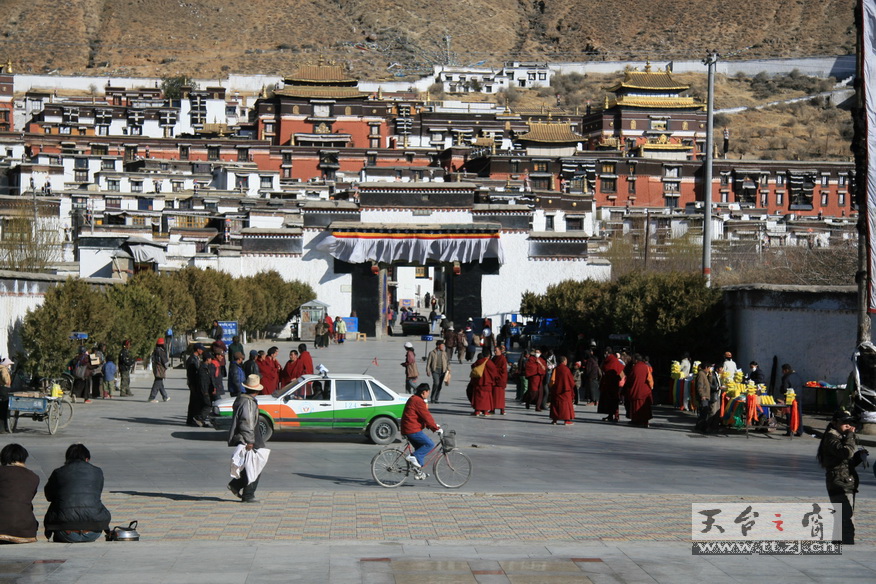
58;399;74;429
47;401;61;435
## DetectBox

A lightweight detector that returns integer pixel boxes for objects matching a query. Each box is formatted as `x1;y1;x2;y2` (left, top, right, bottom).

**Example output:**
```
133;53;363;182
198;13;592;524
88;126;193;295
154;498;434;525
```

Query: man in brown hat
227;374;267;503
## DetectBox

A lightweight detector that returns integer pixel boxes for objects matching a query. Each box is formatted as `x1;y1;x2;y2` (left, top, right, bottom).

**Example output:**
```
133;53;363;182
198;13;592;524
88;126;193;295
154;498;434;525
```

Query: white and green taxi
210;373;409;444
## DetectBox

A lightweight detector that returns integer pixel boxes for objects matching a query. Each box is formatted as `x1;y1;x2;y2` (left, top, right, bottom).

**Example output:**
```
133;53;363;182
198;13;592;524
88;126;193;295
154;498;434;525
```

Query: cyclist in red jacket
400;383;442;478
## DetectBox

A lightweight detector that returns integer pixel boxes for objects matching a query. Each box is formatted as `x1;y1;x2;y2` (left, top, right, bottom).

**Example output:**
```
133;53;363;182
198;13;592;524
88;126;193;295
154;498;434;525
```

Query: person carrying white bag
227;374;270;503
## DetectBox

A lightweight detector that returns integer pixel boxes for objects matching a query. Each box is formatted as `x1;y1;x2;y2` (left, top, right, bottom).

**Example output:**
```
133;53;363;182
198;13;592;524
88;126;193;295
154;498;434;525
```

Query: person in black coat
0;444;39;543
186;344;205;426
44;444;111;542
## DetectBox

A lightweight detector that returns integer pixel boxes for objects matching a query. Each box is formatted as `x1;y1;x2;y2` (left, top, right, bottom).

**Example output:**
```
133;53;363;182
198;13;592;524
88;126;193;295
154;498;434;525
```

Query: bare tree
0;216;63;272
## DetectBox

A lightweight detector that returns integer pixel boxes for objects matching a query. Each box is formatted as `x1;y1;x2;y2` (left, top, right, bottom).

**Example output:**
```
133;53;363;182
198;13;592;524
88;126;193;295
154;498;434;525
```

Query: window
760;174;769;185
237;148;249;162
664;181;680;193
92;145;108;156
105;198;121;209
282;168;291;179
368;382;395;401
179;146;189;160
602;162;615;174
74;158;89;169
821;192;828;206
207;146;219;161
533;161;548;172
839;192;846;206
282;152;293;165
370;138;380;148
171;181;184;193
59;126;71;134
839;174;847;186
101;159;115;170
335;379;370;401
531;177;549;190
260;175;272;189
235;175;249;190
776;174;785;186
821;175;829;186
97;125;109;136
263;122;274;135
538;72;547;80
366;154;377;166
601;178;617;193
545;215;555;231
627;177;636;194
528;72;536;80
313;104;331;118
664;196;679;208
776;191;784;206
664;166;679;178
431;132;443;142
720;173;730;186
107;179;120;192
131;181;143;193
650;119;667;131
566;217;583;231
509;160;520;173
74;170;88;182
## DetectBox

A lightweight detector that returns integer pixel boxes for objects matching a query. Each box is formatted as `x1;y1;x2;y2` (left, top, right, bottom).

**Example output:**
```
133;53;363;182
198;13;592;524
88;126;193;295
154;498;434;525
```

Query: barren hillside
0;0;857;79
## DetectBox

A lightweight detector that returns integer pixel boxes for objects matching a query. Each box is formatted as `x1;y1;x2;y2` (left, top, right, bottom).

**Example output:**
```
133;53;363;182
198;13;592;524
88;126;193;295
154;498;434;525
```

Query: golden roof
285;64;358;84
608;95;704;110
517;122;583;143
275;86;370;99
607;64;690;93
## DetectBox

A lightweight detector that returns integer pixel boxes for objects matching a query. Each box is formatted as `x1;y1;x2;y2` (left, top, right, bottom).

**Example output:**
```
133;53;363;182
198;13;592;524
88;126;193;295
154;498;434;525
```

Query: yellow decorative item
51;383;63;398
670;361;682;380
785;389;796;405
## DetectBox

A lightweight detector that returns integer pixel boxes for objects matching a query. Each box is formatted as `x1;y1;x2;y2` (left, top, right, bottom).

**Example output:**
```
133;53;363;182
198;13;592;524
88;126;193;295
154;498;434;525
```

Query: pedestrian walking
186;343;206;426
117;340;135;397
402;342;419;394
101;355;117;399
148;337;170;403
227;375;269;504
425;340;450;404
817;410;868;544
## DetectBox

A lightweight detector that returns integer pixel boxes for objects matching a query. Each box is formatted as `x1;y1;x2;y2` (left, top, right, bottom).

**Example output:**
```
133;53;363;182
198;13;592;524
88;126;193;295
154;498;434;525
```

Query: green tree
106;282;168;361
161;75;191;100
22;278;114;377
129;271;196;336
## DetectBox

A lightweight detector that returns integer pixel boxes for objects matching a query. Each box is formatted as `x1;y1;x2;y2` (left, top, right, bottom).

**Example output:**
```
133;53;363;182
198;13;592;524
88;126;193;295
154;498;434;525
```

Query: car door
332;378;374;429
277;379;334;429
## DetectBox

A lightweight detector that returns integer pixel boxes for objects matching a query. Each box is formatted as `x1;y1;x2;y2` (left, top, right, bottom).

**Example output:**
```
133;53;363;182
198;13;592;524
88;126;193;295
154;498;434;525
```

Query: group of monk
465;345;509;416
516;345;653;427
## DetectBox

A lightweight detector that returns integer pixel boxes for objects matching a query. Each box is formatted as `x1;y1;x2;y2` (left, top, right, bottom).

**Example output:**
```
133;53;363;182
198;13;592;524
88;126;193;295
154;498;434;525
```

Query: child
101;355;117;399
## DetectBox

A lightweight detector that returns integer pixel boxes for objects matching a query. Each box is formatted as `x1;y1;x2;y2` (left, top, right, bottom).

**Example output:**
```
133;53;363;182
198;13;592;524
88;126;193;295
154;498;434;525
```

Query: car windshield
287;380;331;400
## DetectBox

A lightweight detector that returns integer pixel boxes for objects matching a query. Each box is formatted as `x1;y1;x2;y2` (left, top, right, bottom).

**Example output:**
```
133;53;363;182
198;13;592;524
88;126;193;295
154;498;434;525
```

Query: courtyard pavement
1;333;874;582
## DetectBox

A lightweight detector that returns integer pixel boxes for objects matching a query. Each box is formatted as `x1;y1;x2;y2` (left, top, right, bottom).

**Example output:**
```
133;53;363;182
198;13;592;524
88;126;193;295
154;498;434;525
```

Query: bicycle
38;376;75;429
371;429;472;489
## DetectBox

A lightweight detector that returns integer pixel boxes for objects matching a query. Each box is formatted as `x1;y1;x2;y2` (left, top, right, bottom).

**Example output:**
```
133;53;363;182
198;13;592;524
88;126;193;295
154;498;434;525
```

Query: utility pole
702;52;718;288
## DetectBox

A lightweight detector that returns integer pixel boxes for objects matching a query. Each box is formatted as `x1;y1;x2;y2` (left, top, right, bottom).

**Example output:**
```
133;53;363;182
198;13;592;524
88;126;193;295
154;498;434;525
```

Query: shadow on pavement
106;416;185;427
293;472;376;486
110;491;226;502
170;430;226;441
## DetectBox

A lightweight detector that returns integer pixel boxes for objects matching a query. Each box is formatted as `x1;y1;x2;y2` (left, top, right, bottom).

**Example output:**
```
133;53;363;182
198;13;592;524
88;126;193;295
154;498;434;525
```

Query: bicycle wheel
433;450;472;488
47;401;61;435
58;399;74;429
371;448;411;488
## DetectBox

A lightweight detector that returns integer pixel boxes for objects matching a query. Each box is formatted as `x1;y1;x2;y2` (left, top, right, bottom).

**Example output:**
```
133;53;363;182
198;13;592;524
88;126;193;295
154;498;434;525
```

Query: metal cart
8;394;72;435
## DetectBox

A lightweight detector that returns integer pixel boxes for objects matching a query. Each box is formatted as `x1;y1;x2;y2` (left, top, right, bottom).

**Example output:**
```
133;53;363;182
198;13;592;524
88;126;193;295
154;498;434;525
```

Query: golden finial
604;95;609;109
645;60;652;73
377;87;383;100
4;60;11;74
547;110;552;120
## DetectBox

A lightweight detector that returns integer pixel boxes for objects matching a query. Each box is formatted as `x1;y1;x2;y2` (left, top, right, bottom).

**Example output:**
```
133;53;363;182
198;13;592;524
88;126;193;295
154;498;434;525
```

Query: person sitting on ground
0;443;39;544
43;444;111;543
400;383;442;479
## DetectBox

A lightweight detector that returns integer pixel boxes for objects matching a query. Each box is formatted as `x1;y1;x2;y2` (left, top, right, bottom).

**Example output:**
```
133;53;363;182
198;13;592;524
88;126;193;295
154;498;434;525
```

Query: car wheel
368;417;398;445
258;415;273;442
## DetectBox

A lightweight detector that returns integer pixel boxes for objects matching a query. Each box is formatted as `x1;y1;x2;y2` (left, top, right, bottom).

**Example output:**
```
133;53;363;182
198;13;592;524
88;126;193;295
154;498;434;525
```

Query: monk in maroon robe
490;345;508;415
524;349;547;411
297;344;314;375
257;347;281;395
624;354;654;427
469;352;497;416
549;356;576;425
597;349;625;422
280;350;300;387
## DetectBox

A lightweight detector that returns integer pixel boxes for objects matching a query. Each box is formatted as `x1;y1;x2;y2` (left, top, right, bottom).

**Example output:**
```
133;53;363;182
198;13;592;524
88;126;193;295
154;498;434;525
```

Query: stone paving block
500;560;583;572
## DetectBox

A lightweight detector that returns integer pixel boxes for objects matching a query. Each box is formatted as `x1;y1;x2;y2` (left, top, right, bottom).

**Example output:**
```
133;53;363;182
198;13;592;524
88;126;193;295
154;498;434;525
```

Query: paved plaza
2;335;875;582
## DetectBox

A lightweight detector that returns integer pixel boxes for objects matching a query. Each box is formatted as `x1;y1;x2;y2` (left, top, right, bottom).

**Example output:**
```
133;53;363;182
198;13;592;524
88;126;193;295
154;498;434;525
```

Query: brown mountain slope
0;0;856;78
